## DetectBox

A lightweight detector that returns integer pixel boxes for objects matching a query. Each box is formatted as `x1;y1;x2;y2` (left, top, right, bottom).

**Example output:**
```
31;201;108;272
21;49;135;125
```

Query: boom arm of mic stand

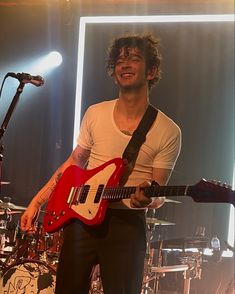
0;82;25;195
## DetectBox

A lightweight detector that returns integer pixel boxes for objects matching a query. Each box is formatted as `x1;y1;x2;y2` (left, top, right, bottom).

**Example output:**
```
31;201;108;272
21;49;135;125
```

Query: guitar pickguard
71;163;116;220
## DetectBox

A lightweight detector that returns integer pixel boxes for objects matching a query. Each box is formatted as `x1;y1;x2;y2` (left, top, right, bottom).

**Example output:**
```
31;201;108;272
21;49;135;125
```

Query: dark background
0;1;234;293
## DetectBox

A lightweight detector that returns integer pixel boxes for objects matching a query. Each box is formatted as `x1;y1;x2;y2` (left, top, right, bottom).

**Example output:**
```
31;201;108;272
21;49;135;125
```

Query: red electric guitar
43;157;235;233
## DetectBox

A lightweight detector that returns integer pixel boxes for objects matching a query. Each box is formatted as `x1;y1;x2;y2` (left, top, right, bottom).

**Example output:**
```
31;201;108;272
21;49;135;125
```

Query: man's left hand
130;181;152;208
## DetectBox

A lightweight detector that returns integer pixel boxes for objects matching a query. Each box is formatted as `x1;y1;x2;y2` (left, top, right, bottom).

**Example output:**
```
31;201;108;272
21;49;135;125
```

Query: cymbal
0;181;10;185
165;198;181;204
146;217;175;225
0;202;26;211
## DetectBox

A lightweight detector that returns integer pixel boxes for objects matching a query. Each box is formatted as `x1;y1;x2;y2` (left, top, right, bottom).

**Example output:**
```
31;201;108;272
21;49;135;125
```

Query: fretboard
102;185;188;200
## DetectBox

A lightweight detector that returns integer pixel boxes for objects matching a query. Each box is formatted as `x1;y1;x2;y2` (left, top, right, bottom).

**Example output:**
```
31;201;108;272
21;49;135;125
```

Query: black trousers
55;208;146;294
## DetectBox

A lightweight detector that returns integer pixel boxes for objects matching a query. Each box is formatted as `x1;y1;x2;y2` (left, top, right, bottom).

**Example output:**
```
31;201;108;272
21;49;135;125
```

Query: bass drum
0;260;56;293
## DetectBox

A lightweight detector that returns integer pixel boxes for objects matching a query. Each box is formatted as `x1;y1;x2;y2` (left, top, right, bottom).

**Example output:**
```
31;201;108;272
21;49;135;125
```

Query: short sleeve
153;125;181;170
77;106;94;150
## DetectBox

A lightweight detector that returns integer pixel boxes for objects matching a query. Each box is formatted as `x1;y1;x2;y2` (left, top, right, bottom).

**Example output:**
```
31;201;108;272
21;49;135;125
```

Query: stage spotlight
47;51;63;67
34;51;63;73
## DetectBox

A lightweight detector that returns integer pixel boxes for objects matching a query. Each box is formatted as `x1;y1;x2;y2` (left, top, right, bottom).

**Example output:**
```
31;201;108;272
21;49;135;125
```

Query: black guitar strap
119;104;158;186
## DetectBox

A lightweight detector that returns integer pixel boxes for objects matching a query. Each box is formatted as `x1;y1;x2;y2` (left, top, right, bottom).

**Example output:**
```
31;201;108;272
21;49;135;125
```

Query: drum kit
141;207;211;294
0;194;209;294
89;206;210;294
0;195;62;293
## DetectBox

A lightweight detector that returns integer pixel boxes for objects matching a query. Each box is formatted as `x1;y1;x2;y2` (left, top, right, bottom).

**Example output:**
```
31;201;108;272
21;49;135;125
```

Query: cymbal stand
142;222;159;294
181;250;203;294
145;209;157;269
151;240;164;293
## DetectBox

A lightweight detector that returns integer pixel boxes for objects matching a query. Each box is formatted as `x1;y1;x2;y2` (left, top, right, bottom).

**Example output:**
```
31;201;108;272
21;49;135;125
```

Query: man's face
113;47;153;91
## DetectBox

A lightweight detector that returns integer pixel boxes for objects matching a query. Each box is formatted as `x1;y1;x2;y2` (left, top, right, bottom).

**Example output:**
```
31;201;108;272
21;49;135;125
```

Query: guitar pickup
94;184;105;203
79;185;90;203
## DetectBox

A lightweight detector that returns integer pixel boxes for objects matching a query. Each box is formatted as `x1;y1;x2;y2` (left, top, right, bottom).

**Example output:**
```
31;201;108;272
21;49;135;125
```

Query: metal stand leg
183;276;191;294
153;274;163;293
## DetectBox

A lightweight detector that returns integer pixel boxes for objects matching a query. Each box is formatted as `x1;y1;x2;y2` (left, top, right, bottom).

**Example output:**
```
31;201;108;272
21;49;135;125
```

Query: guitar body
43;158;124;233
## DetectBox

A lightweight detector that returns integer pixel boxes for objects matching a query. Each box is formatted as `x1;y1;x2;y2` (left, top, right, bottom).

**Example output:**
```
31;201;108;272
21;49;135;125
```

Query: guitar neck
102;185;188;200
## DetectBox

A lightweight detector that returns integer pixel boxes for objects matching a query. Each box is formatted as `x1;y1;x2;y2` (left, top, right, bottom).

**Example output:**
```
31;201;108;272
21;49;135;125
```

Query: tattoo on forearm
56;172;62;182
36;186;54;206
49;172;62;191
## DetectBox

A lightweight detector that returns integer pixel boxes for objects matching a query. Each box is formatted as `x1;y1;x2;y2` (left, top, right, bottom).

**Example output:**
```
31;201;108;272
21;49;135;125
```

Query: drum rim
1;258;56;274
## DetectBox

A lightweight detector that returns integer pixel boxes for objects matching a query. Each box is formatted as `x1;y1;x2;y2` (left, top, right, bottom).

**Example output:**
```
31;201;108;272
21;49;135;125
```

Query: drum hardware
0;218;21;271
151;264;190;294
143;258;192;294
90;264;103;294
146;218;176;226
143;209;178;293
0;219;64;274
0;210;23;216
2;232;37;270
0;200;26;211
150;236;210;250
149;246;206;293
144;240;165;293
0;219;11;254
0;181;10;185
149;235;209;291
143;215;169;293
164;198;182;204
144;225;207;293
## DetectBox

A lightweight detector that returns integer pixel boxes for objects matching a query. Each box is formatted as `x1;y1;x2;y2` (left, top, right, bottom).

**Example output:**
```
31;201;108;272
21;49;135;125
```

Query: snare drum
0;260;56;293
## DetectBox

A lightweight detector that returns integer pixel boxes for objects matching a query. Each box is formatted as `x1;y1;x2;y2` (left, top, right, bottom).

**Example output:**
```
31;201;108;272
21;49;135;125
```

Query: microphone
7;72;44;87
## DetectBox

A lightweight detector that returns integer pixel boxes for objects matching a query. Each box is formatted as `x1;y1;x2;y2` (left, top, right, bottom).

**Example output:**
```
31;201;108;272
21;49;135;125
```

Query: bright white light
81;14;235;24
30;51;63;75
47;51;63;67
74;14;235;147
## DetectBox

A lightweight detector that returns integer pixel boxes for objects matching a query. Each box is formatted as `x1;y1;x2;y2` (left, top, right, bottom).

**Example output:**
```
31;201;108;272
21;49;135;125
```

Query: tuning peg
222;183;232;189
211;180;221;185
211;180;232;189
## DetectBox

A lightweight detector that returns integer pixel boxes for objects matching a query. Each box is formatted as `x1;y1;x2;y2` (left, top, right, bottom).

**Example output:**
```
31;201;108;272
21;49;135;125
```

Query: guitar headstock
187;179;235;206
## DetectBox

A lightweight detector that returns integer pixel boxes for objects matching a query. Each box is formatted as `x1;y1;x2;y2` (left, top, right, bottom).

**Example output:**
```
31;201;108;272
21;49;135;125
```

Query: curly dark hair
106;33;162;90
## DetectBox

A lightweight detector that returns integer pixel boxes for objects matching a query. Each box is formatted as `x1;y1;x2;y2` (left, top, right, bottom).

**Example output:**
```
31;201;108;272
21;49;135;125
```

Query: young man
21;33;181;294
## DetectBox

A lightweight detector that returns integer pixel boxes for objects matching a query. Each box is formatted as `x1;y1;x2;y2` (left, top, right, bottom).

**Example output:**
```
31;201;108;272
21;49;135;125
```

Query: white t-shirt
77;99;181;208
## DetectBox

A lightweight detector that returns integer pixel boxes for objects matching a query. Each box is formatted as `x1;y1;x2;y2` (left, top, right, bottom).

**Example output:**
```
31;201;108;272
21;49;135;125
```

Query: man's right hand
20;202;40;232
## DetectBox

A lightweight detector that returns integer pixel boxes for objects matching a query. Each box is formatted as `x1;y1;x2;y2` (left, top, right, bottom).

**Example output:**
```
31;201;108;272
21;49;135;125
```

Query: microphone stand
0;81;26;196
